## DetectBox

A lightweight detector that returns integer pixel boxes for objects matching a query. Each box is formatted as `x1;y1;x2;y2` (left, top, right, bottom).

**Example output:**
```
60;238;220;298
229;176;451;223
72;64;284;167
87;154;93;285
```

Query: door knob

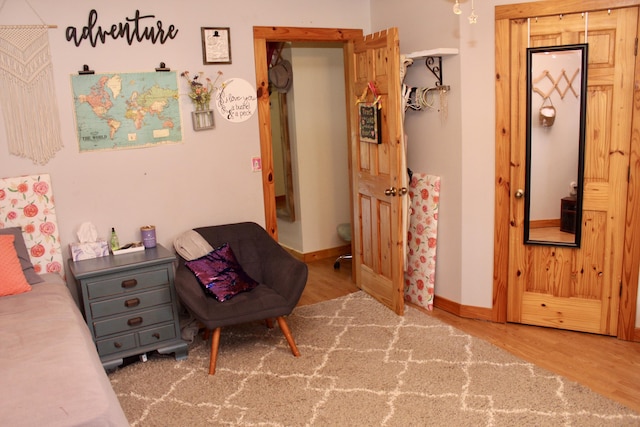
515;189;525;199
384;187;397;196
398;187;408;196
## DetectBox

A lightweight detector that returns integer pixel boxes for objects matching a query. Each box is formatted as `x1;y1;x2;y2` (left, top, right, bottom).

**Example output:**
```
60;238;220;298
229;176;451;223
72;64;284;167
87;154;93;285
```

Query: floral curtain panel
404;173;440;310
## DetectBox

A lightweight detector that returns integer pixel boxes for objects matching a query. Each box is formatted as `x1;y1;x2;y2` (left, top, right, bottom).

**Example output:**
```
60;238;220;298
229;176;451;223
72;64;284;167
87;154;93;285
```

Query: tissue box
70;240;109;261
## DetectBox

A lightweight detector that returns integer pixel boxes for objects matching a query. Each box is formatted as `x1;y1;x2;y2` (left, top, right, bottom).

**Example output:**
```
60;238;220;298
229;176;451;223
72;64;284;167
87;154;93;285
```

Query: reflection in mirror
270;90;296;222
524;44;588;247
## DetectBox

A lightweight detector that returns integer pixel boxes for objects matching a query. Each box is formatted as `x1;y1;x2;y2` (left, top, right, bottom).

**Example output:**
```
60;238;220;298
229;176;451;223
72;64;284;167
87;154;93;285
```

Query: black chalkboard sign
359;103;381;144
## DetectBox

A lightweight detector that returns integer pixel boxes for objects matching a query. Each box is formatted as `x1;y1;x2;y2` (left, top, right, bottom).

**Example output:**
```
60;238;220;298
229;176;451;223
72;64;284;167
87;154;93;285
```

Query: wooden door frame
493;0;640;340
253;26;363;241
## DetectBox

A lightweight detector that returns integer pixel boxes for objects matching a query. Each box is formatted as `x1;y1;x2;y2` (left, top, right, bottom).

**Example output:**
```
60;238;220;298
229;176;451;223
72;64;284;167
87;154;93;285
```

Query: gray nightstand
69;244;188;370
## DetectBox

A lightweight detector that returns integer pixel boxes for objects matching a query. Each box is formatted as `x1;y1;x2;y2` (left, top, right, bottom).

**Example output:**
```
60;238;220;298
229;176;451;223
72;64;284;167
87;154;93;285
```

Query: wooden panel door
507;8;638;334
346;28;406;315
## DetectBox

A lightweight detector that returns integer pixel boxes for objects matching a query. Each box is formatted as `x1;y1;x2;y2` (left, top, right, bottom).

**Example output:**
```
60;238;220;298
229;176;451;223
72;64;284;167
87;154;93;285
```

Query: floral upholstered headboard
0;174;64;277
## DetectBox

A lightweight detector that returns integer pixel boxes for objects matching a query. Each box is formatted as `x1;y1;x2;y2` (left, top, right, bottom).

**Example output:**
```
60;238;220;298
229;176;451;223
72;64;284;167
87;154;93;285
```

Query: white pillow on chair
174;230;214;261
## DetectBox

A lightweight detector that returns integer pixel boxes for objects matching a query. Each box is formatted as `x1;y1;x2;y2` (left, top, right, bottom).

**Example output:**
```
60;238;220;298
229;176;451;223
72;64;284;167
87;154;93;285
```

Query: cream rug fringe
0;25;62;165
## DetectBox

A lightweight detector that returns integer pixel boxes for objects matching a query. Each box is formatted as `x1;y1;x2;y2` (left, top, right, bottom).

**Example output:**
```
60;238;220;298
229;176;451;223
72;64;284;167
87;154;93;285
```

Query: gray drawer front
139;324;177;346
96;333;136;356
90;287;172;319
86;267;169;300
93;306;174;338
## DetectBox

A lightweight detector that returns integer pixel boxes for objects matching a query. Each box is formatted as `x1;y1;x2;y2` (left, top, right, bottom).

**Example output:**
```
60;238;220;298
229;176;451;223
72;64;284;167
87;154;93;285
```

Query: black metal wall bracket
404;48;458;88
425;56;444;87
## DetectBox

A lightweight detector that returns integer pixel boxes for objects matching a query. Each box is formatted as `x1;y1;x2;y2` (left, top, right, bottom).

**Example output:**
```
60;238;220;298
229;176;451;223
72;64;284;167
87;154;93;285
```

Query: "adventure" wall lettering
66;9;178;47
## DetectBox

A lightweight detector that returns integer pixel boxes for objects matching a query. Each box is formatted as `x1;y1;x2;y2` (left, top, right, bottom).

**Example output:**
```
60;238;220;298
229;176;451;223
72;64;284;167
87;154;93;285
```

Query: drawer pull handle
121;279;138;288
127;317;143;327
152;333;160;339
114;342;123;348
125;298;140;308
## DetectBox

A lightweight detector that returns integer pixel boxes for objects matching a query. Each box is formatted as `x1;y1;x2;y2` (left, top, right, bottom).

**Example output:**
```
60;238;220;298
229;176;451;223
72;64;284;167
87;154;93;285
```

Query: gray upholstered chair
174;222;308;374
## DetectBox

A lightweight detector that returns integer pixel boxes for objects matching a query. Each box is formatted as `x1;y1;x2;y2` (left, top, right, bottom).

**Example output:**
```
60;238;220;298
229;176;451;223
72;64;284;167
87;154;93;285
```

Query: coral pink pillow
0;235;32;297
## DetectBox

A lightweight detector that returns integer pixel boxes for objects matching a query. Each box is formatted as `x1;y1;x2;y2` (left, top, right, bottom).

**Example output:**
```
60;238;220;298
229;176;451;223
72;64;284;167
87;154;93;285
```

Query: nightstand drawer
69;244;188;369
96;333;136;356
86;268;169;299
93;305;175;338
90;287;172;319
139;324;177;346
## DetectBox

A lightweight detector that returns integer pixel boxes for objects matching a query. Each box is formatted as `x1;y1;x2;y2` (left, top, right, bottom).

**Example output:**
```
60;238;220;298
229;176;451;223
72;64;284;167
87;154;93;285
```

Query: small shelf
191;110;214;131
404;48;459;60
403;48;459;87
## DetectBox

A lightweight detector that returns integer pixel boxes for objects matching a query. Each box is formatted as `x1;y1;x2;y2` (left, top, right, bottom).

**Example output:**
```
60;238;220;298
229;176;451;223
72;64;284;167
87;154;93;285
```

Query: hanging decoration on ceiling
453;0;478;24
0;22;63;165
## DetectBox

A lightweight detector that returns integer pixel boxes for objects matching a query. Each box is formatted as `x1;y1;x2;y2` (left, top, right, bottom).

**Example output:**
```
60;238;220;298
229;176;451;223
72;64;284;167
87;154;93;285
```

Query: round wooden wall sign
215;78;257;123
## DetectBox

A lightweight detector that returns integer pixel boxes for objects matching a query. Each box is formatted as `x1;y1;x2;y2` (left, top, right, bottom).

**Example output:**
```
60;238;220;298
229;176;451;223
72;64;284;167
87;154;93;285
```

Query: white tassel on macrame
0;25;63;165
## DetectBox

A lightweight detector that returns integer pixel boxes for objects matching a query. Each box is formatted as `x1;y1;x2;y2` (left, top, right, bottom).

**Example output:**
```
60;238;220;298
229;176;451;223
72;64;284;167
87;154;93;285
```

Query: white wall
372;0;465;304
276;44;350;253
291;44;350;253
4;0;638;324
371;0;527;308
0;1;370;268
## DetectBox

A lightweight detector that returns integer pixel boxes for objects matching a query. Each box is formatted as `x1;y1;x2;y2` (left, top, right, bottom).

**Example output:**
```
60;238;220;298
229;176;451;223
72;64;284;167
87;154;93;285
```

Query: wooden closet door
346;28;406;315
507;8;638;335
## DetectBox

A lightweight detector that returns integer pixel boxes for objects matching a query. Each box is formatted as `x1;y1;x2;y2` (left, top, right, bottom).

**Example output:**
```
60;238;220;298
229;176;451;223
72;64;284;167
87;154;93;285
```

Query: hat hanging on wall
539;96;556;127
269;59;293;93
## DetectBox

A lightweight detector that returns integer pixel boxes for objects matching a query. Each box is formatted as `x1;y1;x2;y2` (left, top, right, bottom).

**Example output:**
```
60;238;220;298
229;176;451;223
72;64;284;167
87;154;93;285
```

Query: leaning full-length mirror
270;90;296;222
524;44;588;247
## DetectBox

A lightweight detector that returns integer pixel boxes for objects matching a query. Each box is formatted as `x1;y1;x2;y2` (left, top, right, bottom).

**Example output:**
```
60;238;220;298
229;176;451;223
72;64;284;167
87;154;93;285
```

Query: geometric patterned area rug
109;292;639;426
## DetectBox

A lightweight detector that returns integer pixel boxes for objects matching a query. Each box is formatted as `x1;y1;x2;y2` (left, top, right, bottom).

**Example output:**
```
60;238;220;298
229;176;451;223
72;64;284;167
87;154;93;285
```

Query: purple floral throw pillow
185;243;259;302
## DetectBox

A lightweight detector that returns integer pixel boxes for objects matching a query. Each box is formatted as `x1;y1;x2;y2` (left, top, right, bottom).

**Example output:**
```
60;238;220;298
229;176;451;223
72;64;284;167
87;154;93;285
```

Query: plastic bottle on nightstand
110;227;120;252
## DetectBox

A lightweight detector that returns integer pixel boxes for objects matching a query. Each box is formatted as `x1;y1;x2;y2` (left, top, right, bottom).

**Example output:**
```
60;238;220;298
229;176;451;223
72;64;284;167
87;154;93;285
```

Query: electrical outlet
251;157;262;172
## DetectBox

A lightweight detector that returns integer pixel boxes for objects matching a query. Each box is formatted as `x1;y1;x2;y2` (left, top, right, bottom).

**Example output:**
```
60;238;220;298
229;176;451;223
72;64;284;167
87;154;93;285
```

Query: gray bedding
0;274;129;426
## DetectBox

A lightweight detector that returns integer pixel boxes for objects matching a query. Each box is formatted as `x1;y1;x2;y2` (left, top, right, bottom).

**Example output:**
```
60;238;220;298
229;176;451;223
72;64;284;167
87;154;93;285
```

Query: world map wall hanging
70;71;182;151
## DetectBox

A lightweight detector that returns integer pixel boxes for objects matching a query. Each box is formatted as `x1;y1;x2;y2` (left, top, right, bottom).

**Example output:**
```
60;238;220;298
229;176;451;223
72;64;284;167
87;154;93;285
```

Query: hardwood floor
297;257;359;306
299;258;640;413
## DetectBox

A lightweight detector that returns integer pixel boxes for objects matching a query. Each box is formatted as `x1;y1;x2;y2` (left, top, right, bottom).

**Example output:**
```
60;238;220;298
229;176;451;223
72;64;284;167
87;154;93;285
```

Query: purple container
140;225;157;248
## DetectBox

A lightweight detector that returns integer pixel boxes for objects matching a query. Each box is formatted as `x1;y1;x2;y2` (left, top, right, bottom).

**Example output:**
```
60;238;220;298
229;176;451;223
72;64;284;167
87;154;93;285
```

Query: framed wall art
358;102;381;144
201;27;231;64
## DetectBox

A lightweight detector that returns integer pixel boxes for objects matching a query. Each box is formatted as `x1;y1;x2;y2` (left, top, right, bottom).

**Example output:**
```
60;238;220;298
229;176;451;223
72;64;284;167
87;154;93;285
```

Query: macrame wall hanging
0;1;62;165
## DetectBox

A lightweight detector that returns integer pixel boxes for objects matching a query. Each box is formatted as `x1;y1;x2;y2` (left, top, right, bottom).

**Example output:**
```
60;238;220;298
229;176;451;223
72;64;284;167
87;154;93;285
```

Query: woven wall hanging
0;24;62;165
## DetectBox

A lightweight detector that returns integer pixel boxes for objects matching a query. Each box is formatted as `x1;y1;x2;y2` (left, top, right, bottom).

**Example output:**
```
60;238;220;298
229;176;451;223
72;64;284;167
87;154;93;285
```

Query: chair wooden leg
276;316;300;357
265;318;274;329
209;327;221;375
